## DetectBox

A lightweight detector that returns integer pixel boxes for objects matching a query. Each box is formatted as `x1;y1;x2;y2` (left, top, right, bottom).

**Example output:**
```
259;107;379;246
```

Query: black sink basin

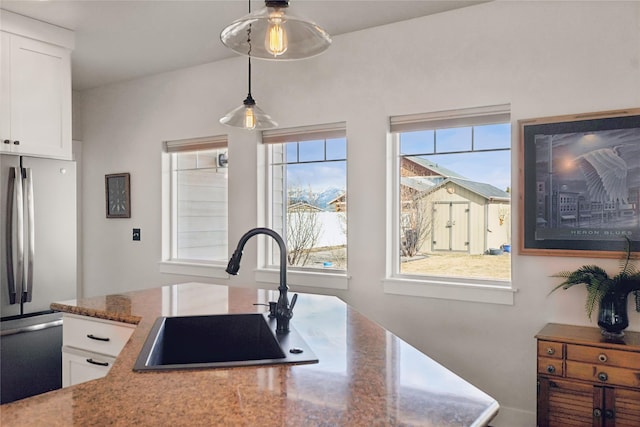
133;313;317;371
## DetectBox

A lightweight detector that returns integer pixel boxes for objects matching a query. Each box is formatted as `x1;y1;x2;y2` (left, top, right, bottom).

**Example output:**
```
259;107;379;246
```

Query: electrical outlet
133;228;141;241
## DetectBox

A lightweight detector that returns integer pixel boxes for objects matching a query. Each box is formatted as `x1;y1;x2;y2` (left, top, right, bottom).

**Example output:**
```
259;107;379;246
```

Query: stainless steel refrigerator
1;154;77;403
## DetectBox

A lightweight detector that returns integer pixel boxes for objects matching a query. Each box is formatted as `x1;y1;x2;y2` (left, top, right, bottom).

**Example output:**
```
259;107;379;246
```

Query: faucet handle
289;294;298;311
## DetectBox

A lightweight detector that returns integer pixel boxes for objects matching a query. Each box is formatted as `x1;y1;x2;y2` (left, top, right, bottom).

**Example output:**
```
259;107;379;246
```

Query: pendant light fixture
220;1;277;130
220;1;331;60
219;57;277;130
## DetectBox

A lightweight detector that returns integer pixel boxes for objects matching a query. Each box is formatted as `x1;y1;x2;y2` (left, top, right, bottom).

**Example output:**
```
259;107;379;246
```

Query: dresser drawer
538;340;564;359
566;360;640;388
538;357;564;376
63;314;135;357
566;344;640;370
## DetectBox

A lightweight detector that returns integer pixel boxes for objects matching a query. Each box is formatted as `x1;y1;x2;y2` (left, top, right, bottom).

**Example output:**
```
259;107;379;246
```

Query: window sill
382;276;516;305
255;268;349;291
158;260;229;279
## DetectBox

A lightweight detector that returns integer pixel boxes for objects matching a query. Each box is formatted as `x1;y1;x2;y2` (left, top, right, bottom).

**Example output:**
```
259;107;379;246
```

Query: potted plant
551;237;640;338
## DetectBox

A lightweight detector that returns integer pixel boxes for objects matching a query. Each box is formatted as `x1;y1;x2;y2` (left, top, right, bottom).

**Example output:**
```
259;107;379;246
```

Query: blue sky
285;138;347;192
284;124;512;193
400;123;512;191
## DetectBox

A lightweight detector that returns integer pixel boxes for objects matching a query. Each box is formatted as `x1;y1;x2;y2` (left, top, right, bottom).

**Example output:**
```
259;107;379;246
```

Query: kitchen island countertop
0;282;498;426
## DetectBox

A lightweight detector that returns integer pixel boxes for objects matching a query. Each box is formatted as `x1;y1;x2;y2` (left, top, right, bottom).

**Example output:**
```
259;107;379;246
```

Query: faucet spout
226;227;294;333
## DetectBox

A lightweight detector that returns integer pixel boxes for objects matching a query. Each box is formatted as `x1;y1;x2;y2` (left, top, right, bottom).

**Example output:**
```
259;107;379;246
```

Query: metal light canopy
220;0;331;60
219;58;277;130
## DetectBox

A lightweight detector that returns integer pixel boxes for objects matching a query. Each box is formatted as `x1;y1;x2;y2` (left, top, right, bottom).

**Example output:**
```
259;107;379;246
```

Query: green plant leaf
550;236;640;321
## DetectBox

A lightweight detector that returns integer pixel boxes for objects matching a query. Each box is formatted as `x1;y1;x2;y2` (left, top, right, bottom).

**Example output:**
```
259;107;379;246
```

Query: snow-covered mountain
289;187;344;211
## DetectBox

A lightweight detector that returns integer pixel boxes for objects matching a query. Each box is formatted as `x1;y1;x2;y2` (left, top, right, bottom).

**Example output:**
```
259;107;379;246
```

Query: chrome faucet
226;227;297;333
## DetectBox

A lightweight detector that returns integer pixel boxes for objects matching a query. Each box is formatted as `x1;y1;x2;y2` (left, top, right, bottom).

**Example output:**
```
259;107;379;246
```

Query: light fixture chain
247;0;252;96
248;58;252;96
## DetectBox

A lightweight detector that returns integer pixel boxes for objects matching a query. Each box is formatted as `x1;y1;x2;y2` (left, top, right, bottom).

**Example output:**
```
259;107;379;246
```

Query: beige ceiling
1;1;487;90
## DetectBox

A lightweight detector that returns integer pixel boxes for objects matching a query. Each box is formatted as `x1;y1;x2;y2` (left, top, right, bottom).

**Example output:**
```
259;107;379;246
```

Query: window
163;136;228;263
390;105;511;284
263;123;347;273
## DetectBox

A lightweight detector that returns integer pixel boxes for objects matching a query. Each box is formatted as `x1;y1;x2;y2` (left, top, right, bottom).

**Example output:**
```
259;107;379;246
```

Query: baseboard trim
490;405;535;427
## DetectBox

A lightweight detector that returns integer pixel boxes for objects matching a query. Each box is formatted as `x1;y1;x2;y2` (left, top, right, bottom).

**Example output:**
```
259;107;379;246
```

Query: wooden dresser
536;323;640;427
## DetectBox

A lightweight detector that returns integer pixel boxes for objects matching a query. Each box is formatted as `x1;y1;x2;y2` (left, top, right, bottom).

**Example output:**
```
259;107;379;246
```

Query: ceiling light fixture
220;2;277;130
219;57;277;130
220;0;331;60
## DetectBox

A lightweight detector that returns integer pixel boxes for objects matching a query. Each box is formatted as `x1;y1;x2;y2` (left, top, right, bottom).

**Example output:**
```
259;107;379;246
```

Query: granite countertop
0;282;498;426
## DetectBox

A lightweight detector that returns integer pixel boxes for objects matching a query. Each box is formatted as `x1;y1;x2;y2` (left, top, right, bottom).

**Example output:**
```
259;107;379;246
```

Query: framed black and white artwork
519;108;640;257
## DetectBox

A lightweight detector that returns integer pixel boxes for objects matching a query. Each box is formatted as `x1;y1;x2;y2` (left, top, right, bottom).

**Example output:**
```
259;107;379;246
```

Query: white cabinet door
62;346;115;388
61;314;135;387
0;32;72;159
0;33;12;154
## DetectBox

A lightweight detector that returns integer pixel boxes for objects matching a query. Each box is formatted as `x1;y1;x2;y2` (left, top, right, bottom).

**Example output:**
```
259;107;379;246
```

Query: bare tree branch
286;187;321;266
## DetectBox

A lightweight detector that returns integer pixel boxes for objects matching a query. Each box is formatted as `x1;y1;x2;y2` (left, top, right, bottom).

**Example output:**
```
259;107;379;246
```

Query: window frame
259;123;349;290
159;135;230;278
385;105;516;305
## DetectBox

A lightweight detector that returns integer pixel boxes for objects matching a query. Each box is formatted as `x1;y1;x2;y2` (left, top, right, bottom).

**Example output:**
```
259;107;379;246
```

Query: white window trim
255;268;349;290
260;122;349;289
386;105;515;305
158;260;230;279
160;135;229;278
382;277;516;305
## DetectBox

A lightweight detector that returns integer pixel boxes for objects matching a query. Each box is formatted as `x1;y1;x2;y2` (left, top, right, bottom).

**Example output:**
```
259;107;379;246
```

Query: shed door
432;202;469;252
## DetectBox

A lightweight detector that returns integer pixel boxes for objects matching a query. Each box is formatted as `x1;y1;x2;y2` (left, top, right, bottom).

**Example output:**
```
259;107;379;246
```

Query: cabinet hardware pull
3;139;10;144
597;372;608;382
13;140;19;145
598;353;608;363
86;358;109;367
593;408;602;417
87;334;110;342
604;409;615;419
546;347;555;355
546;365;556;374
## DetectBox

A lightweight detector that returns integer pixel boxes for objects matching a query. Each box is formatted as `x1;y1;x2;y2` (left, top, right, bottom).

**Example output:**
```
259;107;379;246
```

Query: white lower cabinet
62;346;116;387
61;314;135;387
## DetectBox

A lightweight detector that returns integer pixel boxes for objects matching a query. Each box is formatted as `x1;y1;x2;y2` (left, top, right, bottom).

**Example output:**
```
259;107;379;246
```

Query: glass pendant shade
219;95;277;130
220;2;331;60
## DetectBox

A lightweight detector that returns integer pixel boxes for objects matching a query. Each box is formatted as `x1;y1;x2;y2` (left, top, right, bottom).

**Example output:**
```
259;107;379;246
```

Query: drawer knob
546;347;555;355
3;139;10;144
87;334;111;342
546;365;556;374
597;372;608;382
593;408;602;418
13;140;19;145
598;353;608;363
604;409;615;419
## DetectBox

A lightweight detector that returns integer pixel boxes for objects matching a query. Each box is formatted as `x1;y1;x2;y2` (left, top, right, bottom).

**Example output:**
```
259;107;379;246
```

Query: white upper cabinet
1;11;74;159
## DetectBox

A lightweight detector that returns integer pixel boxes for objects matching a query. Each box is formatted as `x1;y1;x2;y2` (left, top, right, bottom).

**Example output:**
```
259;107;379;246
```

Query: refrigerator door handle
23;168;34;303
5;167;24;305
5;168;16;304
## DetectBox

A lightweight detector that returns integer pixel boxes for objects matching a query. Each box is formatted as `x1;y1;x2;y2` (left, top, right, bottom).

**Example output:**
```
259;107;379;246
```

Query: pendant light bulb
266;11;287;57
244;105;256;130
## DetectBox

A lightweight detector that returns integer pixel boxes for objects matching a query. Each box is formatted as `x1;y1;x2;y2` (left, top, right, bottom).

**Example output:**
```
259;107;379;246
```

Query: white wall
79;2;640;425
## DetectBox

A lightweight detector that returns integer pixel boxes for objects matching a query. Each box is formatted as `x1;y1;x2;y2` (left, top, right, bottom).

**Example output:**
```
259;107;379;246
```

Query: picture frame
519;108;640;257
105;173;131;218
